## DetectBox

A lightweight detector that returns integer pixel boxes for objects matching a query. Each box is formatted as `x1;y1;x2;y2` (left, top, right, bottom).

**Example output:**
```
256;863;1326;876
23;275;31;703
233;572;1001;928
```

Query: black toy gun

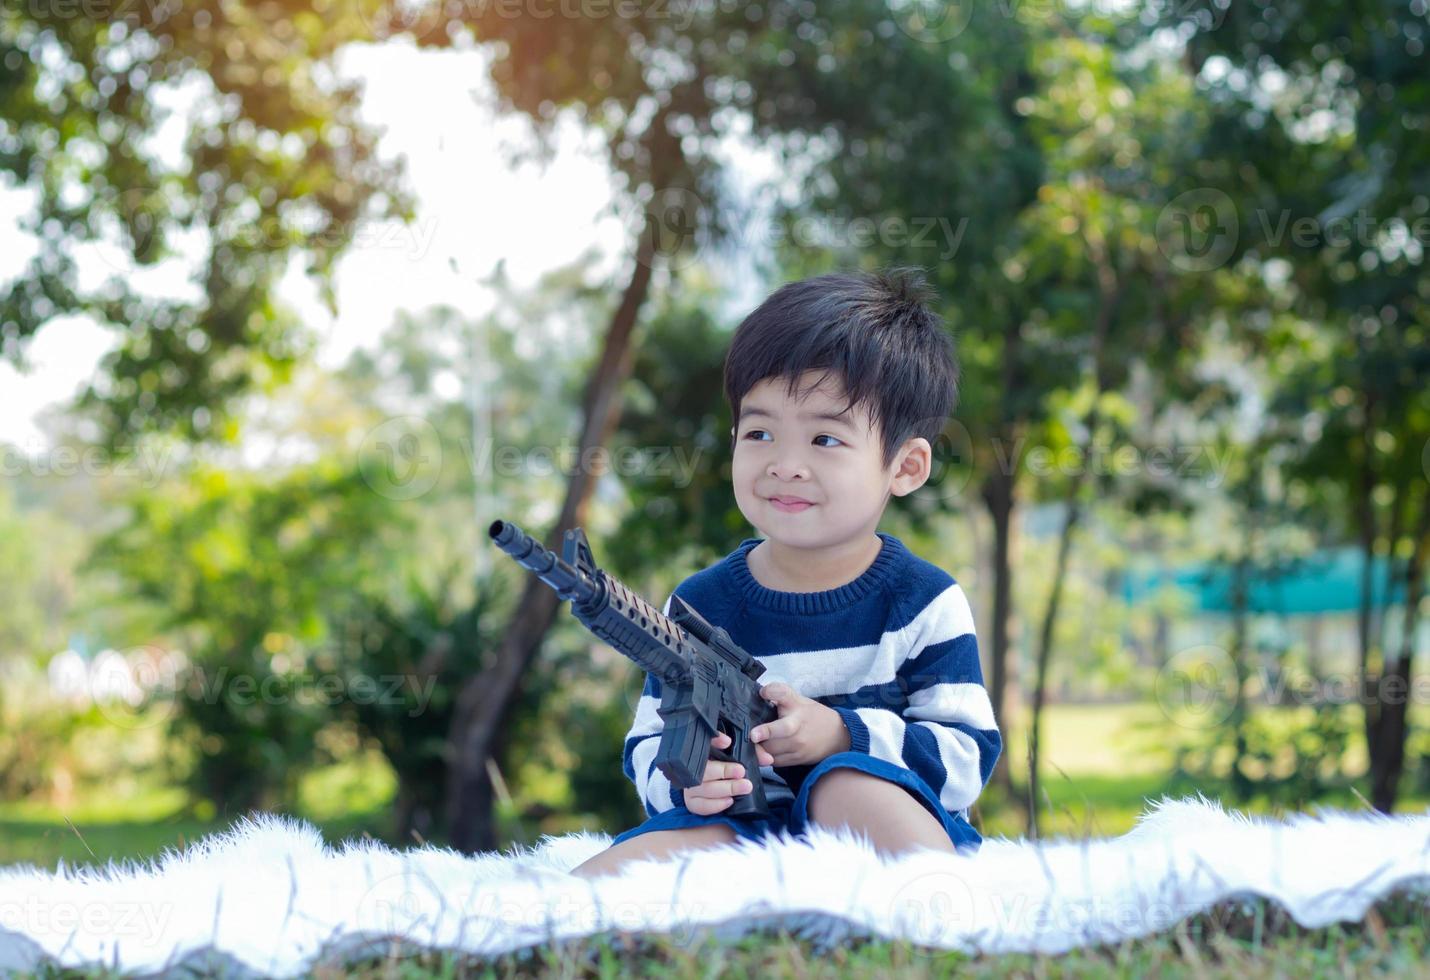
488;519;778;818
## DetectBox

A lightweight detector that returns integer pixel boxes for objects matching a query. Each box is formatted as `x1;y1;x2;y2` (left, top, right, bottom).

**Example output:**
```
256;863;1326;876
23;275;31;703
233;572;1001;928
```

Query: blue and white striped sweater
621;531;1002;822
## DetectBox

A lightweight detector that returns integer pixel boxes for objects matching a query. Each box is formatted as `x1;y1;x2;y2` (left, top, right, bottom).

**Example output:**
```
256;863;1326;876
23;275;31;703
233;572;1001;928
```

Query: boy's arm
620;593;684;816
829;582;1002;815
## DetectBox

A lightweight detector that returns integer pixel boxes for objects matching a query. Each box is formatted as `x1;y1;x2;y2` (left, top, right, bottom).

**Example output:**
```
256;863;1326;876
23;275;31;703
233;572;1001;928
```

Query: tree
1;2;411;443
416;3;793;852
1158;0;1430;810
92;458;414;815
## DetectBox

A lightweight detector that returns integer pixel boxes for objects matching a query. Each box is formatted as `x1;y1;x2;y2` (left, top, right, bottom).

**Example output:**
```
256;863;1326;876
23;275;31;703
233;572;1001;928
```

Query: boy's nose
766;457;810;481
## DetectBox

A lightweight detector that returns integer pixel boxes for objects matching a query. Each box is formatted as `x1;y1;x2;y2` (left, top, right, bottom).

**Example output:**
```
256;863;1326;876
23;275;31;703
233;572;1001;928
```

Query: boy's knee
807;768;880;822
649;822;739;849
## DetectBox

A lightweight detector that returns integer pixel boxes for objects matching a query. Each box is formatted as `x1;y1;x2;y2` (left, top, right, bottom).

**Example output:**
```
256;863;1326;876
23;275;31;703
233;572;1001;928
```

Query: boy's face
730;370;931;552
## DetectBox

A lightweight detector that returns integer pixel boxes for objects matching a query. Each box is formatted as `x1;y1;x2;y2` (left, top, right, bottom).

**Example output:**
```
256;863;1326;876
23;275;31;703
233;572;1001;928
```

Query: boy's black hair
723;267;959;470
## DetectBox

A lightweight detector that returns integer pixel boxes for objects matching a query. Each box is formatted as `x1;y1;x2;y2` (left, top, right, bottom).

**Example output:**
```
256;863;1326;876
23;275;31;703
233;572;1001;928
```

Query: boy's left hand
747;682;851;767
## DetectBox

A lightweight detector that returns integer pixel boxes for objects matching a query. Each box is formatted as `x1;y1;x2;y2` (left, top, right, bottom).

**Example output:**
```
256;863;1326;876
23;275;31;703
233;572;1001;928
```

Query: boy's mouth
767;495;814;513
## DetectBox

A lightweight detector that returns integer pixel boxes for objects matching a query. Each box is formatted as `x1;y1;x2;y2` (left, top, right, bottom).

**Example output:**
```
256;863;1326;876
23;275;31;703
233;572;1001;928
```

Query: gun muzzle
488;520;600;605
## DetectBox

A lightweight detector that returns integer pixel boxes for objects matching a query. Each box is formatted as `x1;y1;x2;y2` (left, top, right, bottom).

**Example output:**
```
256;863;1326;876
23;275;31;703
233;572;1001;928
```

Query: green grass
13;894;1428;979
0;753;402;870
0;799;398;872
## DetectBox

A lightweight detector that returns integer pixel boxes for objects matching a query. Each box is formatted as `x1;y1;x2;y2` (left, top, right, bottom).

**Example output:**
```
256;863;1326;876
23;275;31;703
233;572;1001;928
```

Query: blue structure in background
1120;547;1406;616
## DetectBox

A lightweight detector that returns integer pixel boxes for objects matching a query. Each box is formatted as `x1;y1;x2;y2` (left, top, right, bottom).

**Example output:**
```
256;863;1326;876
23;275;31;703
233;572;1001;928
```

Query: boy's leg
806;769;956;857
570;823;740;879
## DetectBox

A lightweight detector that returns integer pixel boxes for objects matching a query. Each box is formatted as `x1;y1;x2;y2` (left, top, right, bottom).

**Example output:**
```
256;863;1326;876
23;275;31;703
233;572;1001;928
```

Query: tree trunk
981;462;1017;794
1026;260;1119;836
981;306;1025;795
1227;538;1253;802
1369;487;1430;812
443;225;658;854
1027;495;1081;837
1354;395;1379;761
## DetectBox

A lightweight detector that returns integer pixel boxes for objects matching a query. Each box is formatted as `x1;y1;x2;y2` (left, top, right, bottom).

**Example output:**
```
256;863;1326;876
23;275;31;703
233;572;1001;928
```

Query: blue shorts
611;750;983;852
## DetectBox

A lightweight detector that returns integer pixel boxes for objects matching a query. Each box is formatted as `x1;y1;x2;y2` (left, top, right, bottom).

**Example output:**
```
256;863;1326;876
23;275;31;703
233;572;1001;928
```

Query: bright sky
0;41;777;448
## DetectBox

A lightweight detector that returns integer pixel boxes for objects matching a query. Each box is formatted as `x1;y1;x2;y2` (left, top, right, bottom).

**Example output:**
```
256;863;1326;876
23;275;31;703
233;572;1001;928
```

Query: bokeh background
1;0;1427;867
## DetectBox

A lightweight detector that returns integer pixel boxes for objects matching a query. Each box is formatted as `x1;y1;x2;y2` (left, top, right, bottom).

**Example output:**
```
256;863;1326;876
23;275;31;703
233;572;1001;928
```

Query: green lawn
0;754;401;870
5;702;1426;870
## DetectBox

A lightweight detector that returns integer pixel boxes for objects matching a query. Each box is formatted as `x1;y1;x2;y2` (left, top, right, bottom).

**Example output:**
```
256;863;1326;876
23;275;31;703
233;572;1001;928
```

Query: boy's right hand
682;731;755;815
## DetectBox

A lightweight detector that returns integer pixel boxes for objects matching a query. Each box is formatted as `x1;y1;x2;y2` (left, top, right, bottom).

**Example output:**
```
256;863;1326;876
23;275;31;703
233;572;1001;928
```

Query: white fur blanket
2;795;1428;977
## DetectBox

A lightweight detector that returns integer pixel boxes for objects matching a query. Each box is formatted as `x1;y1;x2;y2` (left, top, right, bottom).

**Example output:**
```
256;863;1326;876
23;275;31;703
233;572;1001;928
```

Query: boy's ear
889;437;932;497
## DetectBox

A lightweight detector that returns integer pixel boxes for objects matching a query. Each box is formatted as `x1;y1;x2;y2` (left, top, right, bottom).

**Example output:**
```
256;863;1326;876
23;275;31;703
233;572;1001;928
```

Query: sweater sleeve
829;581;1002;816
620;592;685;816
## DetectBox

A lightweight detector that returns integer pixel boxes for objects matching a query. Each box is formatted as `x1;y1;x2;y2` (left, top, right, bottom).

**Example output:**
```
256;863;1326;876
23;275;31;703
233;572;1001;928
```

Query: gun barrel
488;520;599;605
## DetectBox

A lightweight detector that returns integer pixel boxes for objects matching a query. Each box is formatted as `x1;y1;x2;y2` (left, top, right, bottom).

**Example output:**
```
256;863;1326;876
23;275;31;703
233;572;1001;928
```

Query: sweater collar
725;532;905;614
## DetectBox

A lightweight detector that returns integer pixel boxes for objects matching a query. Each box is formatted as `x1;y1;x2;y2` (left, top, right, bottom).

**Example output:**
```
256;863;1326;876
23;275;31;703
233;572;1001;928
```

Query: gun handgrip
710;727;770;819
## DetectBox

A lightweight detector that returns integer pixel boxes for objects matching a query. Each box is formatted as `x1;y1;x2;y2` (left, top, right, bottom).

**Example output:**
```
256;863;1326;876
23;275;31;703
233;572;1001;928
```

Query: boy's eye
742;429;771;442
813;434;843;448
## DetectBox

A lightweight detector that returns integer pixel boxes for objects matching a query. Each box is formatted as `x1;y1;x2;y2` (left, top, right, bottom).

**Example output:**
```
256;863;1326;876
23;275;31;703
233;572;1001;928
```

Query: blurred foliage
0;658;176;804
1174;704;1358;807
328;570;507;843
0;481;84;659
605;272;743;578
90;459;415;815
0;1;1426;840
0;0;413;445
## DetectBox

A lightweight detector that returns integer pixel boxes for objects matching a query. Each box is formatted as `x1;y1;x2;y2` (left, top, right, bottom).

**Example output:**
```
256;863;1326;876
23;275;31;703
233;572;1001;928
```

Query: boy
571;268;1001;879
